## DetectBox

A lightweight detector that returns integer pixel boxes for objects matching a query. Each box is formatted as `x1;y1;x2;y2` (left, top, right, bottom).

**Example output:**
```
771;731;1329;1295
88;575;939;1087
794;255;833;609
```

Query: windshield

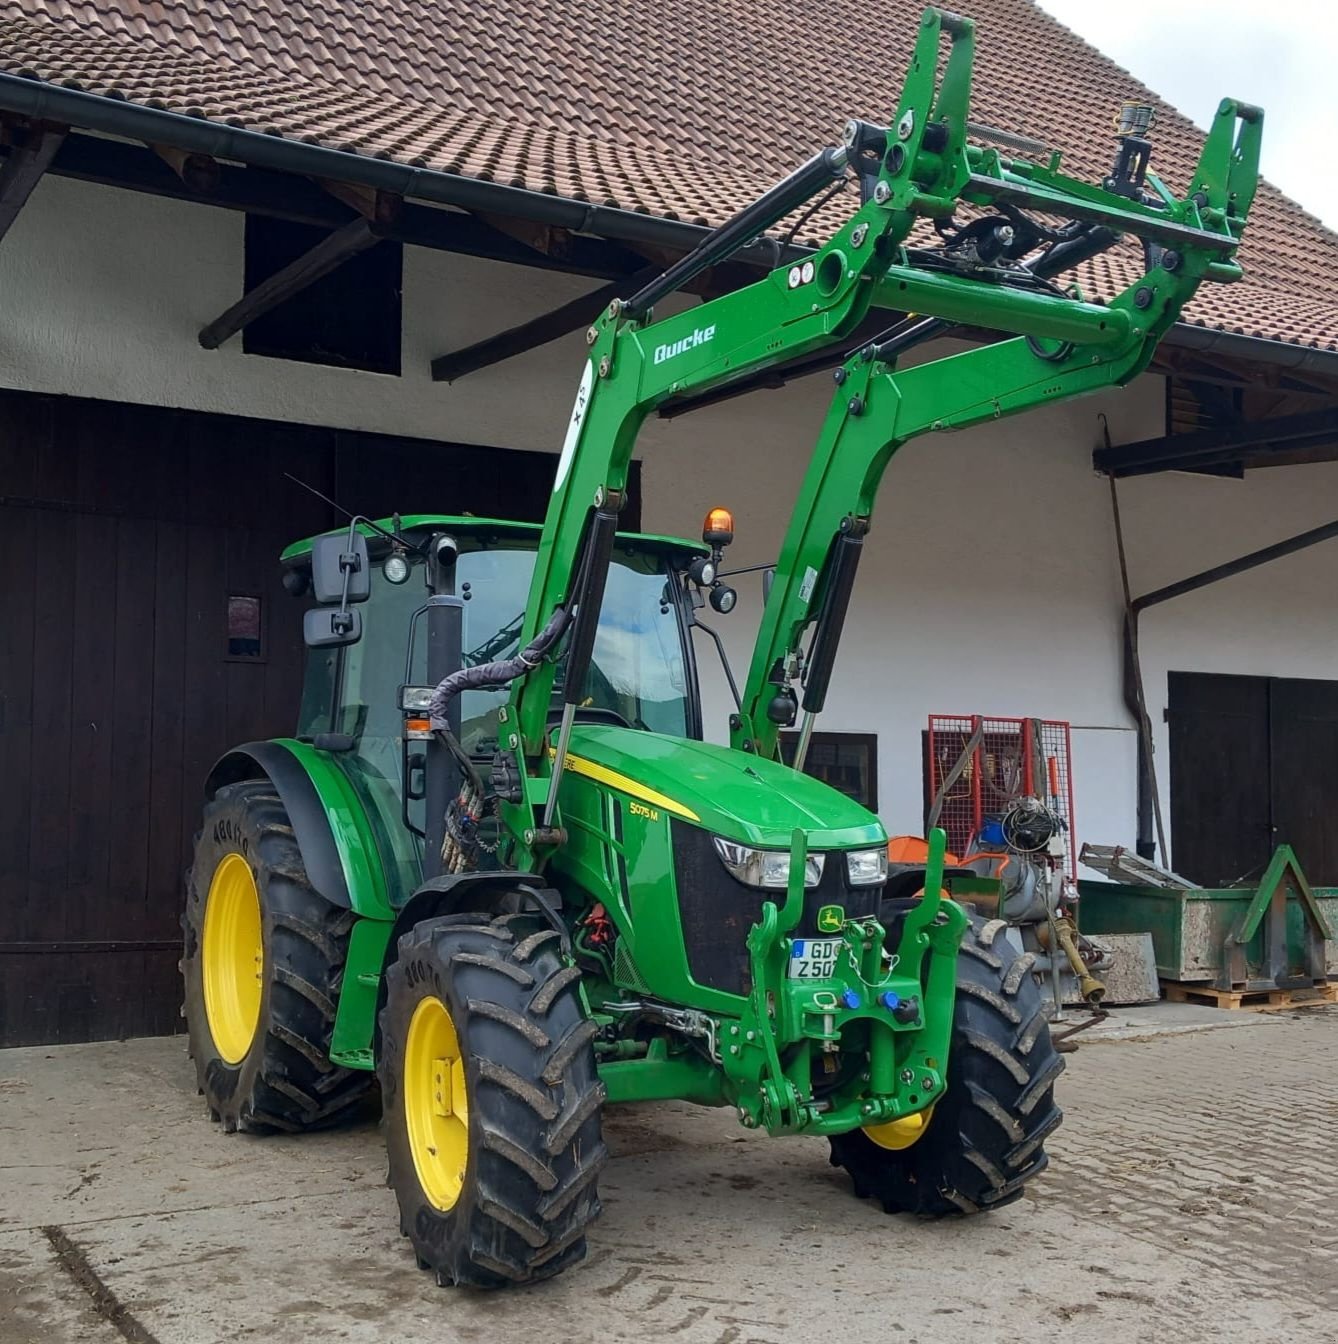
455;543;691;752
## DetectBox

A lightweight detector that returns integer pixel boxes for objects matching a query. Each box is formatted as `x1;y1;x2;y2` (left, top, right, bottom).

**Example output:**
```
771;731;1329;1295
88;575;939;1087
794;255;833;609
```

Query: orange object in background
888;835;962;866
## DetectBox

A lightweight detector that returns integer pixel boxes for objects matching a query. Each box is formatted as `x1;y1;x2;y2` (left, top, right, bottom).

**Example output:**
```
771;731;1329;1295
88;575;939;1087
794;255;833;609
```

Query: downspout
1109;451;1338;865
1106;467;1167;865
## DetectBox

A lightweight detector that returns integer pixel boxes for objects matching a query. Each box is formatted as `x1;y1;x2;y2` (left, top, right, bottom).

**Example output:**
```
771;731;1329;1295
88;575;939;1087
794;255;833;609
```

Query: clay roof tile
0;1;1334;349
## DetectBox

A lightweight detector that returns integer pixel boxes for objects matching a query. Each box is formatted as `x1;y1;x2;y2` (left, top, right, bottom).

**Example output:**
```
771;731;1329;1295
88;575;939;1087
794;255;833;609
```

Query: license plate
788;938;843;979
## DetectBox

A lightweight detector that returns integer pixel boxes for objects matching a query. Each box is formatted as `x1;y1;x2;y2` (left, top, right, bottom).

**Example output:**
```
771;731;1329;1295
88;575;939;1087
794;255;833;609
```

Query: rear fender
205;739;394;920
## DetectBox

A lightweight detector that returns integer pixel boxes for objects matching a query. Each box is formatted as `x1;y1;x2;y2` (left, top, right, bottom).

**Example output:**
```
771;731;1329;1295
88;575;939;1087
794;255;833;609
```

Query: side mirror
762;567;776;603
304;607;363;648
311;532;370;605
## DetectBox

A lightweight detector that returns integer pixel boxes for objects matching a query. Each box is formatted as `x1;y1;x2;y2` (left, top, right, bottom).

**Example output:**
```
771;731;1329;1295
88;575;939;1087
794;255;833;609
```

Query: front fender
205;739;394;920
384;872;564;959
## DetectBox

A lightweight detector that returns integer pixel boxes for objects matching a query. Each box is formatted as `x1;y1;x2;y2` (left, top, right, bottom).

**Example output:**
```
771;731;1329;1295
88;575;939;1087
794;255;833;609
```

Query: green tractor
181;9;1260;1287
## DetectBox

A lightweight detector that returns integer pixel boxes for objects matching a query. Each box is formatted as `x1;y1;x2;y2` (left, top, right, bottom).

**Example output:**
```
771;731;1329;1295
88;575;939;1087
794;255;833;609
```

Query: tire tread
828;915;1064;1217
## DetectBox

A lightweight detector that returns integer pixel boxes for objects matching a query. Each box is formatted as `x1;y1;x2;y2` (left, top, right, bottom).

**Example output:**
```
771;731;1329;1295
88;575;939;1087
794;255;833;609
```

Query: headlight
713;837;825;889
845;848;888;886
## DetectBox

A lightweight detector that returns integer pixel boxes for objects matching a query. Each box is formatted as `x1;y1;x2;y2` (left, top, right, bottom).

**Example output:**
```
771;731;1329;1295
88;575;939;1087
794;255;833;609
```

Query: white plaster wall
637;373;1160;853
1121;461;1338;860
4;170;1336;863
0;173;606;446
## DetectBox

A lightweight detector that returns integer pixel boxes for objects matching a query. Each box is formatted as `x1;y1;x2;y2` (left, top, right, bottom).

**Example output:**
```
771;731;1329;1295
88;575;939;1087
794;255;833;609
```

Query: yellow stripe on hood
549;749;700;822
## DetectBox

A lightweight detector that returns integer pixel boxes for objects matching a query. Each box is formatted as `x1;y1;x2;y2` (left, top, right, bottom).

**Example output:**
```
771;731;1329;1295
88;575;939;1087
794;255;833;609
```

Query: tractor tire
379;912;607;1289
828;916;1064;1215
182;778;371;1134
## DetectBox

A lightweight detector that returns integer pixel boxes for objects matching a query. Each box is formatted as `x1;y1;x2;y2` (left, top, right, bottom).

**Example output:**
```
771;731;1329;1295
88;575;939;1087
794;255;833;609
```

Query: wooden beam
475;211;573;261
318;179;402;228
1094;405;1338;477
50;133;650;282
431;264;661;382
0;122;67;242
198;216;382;350
149;143;220;194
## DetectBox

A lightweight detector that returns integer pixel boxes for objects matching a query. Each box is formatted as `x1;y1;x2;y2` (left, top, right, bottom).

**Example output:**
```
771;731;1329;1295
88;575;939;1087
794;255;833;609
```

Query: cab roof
280;513;707;565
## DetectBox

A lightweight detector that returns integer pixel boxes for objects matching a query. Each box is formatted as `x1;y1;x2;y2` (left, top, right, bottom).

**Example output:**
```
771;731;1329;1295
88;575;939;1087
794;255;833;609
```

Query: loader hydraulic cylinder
423;593;464;879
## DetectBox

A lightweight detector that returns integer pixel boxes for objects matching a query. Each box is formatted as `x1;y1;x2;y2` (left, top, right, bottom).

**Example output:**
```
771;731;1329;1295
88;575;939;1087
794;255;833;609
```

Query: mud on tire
182;778;372;1133
829;916;1064;1215
379;912;607;1288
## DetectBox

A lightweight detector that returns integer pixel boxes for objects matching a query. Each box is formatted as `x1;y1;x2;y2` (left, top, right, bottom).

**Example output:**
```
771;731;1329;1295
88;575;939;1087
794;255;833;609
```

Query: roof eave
1161;322;1338;380
4;73;1337;379
0;71;799;268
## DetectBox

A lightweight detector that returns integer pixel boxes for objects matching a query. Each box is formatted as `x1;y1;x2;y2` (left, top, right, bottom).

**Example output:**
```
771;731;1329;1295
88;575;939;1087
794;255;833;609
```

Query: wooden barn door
0;392;332;1046
1168;670;1338;887
0;390;627;1046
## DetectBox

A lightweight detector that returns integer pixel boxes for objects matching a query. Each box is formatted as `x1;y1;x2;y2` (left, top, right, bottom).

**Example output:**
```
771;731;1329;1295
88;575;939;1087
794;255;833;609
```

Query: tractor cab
278;514;711;906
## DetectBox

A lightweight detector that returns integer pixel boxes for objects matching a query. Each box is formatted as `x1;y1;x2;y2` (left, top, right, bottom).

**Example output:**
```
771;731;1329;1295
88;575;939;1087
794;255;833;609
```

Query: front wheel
379;912;607;1288
828;916;1064;1214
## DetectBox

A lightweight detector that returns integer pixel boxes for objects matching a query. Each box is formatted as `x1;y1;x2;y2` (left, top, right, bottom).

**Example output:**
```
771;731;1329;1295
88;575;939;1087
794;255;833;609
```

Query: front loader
181;9;1260;1287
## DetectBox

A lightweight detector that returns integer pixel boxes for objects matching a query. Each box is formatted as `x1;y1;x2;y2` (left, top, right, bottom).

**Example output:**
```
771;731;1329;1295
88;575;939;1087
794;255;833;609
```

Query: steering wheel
546;705;633;729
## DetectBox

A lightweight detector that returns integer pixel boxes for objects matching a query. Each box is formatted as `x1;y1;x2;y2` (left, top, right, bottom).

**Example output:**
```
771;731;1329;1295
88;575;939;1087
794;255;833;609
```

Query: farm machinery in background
913;714;1112;1016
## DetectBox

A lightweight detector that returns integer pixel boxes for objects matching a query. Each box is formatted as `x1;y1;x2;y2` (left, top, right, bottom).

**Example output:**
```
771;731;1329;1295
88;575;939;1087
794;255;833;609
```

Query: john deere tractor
182;9;1260;1287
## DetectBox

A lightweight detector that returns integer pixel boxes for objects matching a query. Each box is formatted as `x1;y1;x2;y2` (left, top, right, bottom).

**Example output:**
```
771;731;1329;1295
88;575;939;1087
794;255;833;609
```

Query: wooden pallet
1163;980;1338;1012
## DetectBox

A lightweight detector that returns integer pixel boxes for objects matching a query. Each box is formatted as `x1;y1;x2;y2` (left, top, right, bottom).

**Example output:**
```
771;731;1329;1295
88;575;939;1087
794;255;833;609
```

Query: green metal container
1077;847;1334;990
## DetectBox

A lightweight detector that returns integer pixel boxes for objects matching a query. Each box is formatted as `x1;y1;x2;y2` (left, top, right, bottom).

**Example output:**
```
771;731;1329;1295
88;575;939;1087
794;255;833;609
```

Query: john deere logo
817;905;844;933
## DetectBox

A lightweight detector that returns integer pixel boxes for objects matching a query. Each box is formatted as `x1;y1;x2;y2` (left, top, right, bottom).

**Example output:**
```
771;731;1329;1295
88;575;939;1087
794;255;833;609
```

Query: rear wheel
379;911;606;1288
182;779;371;1133
829;916;1063;1214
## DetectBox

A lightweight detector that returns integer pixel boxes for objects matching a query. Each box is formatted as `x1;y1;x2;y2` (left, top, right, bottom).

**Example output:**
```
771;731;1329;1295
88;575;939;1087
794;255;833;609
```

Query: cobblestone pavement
1;1011;1335;1344
1046;1011;1338;1321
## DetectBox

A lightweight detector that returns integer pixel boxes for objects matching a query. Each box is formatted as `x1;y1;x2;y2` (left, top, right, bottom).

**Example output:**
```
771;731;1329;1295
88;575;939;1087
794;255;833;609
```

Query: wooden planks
0;387;592;1046
1163;980;1338;1012
1169;671;1338;889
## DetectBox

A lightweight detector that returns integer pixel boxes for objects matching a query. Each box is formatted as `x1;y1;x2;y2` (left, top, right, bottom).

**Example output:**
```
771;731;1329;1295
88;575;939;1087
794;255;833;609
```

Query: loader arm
734;90;1262;761
491;5;1260;867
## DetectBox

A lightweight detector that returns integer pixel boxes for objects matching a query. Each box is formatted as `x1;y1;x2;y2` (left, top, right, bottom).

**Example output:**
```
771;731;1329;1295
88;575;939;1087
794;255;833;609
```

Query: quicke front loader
182;9;1260;1287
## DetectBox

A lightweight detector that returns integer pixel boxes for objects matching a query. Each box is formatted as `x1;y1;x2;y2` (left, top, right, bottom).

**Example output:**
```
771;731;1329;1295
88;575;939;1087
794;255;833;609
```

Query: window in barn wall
227;594;264;661
242;216;402;374
779;731;878;811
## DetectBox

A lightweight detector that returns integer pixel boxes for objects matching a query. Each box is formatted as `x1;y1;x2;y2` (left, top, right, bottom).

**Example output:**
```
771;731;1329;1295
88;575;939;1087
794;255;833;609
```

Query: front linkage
728;829;967;1135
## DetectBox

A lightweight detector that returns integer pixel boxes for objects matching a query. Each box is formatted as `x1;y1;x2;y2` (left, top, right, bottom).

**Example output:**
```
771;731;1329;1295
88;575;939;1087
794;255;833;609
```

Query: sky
1035;0;1337;229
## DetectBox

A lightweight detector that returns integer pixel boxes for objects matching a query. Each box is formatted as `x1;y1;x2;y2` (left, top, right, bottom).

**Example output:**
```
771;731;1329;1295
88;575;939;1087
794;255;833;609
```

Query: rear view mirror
311;532;371;605
304;607;363;648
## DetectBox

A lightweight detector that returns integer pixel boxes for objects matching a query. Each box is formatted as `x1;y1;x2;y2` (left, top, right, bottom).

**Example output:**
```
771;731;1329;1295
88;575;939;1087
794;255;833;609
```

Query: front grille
670;821;881;997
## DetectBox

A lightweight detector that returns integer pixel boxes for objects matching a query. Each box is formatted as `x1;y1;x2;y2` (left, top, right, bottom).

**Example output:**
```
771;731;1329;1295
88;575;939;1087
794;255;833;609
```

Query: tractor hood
563;726;886;850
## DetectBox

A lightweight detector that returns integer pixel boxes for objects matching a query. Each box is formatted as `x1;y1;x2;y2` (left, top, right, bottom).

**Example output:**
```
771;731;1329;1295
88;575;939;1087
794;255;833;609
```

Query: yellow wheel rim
403;995;470;1211
201;852;264;1065
864;1105;936;1151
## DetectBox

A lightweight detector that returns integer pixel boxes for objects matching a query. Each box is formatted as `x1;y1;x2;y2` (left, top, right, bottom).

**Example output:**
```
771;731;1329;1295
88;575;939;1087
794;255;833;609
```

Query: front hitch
726;827;968;1135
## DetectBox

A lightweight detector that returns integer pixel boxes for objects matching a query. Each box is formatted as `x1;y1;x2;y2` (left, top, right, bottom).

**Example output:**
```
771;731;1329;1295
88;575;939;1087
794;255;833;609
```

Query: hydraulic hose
428;605;571;731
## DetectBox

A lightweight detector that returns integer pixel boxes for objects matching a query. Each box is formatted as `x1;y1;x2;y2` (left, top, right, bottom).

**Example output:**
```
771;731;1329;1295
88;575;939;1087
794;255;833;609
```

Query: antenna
283;472;426;554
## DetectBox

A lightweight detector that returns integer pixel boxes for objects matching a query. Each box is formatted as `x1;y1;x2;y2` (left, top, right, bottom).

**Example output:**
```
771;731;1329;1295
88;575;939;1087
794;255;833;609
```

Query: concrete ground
2;1005;1336;1344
